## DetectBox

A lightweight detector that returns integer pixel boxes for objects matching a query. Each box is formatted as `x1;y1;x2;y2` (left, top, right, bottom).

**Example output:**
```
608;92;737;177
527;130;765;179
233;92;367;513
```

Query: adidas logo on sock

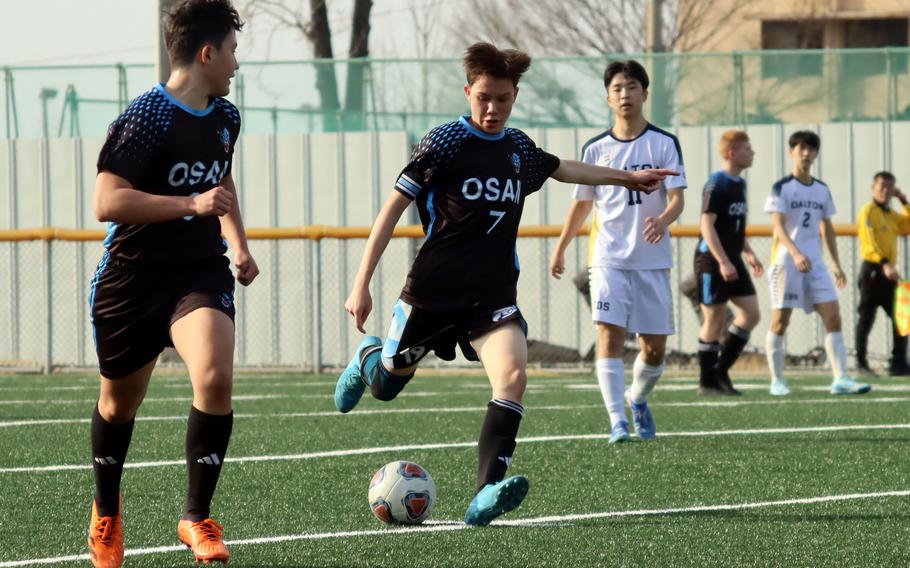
196;453;221;465
497;456;513;468
94;456;117;465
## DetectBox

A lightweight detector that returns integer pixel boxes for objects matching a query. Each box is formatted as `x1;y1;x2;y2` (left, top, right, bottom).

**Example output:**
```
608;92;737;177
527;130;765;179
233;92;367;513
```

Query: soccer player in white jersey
764;130;870;396
550;60;686;443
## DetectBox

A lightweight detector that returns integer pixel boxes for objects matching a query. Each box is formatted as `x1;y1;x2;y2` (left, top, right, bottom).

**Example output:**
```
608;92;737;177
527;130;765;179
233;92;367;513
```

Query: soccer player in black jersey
334;43;677;527
86;2;255;566
694;130;763;395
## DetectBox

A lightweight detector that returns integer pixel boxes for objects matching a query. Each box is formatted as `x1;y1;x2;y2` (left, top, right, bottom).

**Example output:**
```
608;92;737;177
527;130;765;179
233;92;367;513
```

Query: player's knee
191;367;233;403
741;309;760;330
770;318;789;335
824;313;842;332
495;366;527;399
641;345;665;366
97;395;141;423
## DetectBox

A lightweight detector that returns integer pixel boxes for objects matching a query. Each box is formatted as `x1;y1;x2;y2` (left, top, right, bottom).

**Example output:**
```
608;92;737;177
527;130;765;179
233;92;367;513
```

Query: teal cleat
464;475;529;526
334;336;382;413
769;378;790;396
625;390;656;440
831;377;871;395
608;420;632;444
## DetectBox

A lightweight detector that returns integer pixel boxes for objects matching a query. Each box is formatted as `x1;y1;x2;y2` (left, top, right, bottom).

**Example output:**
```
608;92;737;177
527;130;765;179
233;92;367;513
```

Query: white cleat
769;378;790;396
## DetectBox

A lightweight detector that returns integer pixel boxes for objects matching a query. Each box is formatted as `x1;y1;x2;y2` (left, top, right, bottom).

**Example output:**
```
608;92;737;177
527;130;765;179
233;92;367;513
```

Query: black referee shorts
89;253;236;379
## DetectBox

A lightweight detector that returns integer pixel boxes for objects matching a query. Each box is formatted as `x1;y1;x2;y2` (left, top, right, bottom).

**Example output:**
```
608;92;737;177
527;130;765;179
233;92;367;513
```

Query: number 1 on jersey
487;210;506;234
627;189;643;206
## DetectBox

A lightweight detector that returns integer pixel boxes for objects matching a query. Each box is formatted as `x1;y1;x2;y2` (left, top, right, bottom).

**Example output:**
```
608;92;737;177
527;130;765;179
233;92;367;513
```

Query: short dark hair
874;171;896;182
463;42;531;87
603;60;650;91
164;0;244;67
788;130;820;151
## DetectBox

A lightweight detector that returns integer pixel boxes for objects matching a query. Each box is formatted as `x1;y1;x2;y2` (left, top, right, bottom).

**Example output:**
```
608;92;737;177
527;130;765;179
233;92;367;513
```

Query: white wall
0;122;904;369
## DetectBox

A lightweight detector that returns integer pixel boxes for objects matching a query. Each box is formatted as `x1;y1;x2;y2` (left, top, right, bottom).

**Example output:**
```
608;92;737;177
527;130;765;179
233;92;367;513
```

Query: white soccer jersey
574;124;687;270
764;175;836;265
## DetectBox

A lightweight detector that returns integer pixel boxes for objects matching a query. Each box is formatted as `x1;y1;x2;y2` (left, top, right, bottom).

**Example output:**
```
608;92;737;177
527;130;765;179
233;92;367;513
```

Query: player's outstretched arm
94;171;232;223
820;218;846;288
219;174;259;287
550;160;678;193
550;200;593;279
346;191;412;333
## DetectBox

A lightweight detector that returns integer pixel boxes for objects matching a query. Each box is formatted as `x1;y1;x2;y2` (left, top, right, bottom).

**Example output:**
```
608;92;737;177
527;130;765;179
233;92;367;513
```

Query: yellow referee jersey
857;200;910;264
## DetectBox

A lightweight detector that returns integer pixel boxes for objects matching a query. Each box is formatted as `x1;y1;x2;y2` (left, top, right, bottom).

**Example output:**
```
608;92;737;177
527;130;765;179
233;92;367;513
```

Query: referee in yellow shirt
856;171;910;376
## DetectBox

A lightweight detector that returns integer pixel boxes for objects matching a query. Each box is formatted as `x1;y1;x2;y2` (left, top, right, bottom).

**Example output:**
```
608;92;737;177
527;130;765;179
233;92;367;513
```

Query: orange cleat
87;498;124;568
177;518;230;564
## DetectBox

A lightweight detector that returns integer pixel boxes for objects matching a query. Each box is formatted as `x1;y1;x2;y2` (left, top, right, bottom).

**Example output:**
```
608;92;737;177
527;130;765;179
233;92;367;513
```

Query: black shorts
380;299;528;370
89;252;236;379
694;254;755;305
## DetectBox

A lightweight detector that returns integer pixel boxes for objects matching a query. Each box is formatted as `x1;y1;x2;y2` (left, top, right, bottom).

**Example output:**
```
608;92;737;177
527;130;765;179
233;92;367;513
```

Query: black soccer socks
718;325;750;372
91;404;135;517
362;347;413;402
475;399;523;493
697;340;720;387
184;406;233;522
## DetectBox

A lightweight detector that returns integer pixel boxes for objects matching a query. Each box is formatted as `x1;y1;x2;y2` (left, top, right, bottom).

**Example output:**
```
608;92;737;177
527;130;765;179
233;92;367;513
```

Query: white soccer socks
824;331;848;380
630;354;663;404
765;331;785;380
596;358;626;426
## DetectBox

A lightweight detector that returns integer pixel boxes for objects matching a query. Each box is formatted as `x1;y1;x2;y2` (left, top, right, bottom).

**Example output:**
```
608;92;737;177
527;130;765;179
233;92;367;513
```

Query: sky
0;0;463;67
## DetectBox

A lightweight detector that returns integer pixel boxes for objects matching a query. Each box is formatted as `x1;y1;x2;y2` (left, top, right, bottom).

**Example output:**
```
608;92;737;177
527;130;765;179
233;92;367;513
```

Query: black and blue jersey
394;116;560;310
695;170;748;263
96;83;241;263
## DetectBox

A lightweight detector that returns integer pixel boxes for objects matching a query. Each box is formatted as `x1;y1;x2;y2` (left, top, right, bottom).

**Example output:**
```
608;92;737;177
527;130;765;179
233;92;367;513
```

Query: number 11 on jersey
627;189;643;206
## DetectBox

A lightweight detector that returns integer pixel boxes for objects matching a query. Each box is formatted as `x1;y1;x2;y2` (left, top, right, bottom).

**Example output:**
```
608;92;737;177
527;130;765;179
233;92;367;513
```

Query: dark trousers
855;261;907;367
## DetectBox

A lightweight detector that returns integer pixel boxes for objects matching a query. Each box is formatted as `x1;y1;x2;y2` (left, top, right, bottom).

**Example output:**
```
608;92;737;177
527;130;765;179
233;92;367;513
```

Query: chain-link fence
5;48;910;139
0;230;902;373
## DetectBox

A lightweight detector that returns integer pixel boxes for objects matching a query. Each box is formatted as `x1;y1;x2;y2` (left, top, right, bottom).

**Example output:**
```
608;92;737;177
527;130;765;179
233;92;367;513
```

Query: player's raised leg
464;321;530;526
816;300;871;395
88;359;155;568
171;307;235;564
336;300;424;413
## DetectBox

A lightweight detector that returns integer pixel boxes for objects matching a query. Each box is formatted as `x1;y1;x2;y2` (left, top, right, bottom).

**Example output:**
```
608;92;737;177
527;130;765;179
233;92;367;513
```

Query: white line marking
3;422;909;474
0;391;449;406
2;489;907;567
3;396;909;429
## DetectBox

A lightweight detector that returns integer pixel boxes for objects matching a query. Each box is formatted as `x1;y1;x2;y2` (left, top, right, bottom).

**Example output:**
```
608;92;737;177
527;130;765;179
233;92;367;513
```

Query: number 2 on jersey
802;211;810;228
487;210;506;234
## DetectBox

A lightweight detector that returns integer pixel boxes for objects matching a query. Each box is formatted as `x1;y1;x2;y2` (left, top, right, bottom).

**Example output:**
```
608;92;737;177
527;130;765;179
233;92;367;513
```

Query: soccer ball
368;461;436;525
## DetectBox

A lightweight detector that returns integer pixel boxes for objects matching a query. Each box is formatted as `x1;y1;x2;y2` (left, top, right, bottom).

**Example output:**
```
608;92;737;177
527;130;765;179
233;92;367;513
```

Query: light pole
39;87;58;140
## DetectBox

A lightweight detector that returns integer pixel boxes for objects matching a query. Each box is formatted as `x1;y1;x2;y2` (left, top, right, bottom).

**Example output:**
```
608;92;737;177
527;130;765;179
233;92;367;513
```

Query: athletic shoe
608;420;632;444
831;377;871;395
625;390;656;440
464;475;529;526
769;378;790;396
178;518;229;564
716;370;743;396
87;497;123;568
334;336;382;413
697;385;729;396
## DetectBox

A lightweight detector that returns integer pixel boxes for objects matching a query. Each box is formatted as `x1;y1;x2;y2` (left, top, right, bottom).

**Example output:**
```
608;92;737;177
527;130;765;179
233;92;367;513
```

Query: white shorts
589;267;675;335
768;263;838;313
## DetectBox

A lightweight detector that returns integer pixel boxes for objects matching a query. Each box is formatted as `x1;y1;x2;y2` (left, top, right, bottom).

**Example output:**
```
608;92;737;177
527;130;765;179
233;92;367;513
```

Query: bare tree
453;0;757;55
241;0;373;128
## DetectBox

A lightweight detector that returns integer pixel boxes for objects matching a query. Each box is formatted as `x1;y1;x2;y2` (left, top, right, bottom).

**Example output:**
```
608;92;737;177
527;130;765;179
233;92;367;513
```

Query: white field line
1;489;908;567
2;422;909;475
0;391;451;406
3;396;910;429
566;382;910;392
